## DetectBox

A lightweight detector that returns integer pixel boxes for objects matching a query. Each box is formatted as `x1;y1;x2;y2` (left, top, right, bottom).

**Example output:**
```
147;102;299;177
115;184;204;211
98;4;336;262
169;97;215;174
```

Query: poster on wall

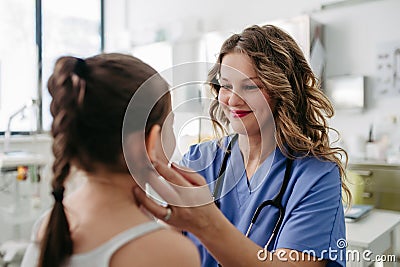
376;41;400;97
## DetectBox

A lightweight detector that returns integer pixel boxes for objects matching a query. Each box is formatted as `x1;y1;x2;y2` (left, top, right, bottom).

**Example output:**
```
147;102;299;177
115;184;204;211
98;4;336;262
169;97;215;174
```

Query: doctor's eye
220;84;233;90
242;85;260;91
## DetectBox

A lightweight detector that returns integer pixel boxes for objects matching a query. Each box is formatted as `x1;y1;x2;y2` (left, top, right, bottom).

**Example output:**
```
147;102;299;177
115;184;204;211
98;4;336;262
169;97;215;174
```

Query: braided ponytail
38;57;87;267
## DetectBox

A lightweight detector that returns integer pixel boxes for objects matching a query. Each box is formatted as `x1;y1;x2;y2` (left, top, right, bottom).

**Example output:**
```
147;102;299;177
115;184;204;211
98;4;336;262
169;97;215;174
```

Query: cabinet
348;162;400;211
346;209;400;267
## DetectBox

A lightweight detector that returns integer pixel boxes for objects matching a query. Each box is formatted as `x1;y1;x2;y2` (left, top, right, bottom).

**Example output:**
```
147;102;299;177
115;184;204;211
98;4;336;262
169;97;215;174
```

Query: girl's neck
82;171;138;204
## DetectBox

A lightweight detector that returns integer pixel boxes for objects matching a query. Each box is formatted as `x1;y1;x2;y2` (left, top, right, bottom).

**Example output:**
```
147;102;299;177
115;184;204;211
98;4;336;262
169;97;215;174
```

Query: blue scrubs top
181;136;346;267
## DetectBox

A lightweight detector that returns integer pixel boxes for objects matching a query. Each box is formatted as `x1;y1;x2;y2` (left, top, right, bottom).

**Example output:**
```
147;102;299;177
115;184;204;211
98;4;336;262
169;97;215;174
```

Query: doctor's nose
227;89;246;107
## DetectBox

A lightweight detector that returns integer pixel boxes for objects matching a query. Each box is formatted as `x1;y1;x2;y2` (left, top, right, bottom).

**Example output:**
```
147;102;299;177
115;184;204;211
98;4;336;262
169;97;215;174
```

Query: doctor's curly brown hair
208;24;351;204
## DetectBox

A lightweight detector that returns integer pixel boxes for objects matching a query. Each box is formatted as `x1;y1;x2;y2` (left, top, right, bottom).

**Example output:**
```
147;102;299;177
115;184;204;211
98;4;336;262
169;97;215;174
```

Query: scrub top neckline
232;140;277;187
228;138;278;206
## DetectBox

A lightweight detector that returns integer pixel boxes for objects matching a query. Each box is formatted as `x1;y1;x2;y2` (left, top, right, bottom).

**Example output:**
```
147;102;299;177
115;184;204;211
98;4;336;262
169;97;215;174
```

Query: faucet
3;99;38;153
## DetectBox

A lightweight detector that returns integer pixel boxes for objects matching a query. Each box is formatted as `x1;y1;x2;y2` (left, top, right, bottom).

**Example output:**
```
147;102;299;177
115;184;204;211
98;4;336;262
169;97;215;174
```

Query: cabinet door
350;165;400;211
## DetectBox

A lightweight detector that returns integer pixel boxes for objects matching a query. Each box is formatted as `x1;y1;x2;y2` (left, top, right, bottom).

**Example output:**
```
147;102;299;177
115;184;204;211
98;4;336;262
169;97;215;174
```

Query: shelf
0;151;48;170
0;134;51;144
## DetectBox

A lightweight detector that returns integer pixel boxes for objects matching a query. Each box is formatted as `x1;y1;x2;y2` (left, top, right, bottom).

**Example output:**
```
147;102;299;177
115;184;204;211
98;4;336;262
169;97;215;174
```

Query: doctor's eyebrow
219;77;260;82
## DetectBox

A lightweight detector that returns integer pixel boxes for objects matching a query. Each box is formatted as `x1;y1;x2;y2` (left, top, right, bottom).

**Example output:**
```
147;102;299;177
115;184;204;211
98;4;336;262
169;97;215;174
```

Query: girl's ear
146;124;161;162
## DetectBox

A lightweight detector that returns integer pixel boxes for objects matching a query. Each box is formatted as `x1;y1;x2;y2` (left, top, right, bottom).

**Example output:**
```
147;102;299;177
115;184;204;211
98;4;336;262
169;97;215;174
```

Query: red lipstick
231;110;252;118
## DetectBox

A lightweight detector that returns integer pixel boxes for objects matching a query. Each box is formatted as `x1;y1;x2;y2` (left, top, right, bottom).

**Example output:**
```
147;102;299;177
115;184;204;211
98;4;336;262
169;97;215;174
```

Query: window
42;0;102;130
0;0;37;132
0;0;102;133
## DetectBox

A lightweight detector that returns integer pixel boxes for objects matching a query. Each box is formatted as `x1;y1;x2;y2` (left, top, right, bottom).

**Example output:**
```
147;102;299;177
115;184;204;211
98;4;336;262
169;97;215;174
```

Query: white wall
126;0;321;33
312;0;400;160
105;0;322;49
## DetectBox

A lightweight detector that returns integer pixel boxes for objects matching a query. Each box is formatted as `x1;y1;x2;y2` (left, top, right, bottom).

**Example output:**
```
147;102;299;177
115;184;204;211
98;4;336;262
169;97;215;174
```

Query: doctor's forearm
191;210;273;267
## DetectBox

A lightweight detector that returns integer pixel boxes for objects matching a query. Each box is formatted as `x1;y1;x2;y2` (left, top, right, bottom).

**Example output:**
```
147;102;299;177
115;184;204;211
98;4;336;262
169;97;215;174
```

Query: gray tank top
21;212;164;267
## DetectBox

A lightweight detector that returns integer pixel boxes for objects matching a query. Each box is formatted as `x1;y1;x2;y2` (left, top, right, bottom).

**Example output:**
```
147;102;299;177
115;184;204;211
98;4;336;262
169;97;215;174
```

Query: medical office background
1;0;400;265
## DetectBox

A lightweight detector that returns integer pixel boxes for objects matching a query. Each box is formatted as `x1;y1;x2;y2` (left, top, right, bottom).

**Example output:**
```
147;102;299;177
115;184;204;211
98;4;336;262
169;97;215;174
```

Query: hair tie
72;58;87;107
73;58;88;79
52;186;65;202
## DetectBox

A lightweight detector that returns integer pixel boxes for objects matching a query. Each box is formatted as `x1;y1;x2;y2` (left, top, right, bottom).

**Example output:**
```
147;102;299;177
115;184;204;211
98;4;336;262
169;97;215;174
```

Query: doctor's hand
132;160;223;235
133;161;327;267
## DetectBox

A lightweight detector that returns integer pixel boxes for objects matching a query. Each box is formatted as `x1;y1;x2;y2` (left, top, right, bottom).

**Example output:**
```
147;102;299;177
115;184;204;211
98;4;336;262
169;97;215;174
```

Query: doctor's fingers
147;174;182;205
133;185;214;231
132;185;176;222
170;163;207;186
152;161;213;206
153;160;192;187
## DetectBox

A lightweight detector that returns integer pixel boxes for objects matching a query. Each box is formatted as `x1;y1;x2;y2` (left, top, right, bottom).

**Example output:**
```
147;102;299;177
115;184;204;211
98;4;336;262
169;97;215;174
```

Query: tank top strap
102;221;164;259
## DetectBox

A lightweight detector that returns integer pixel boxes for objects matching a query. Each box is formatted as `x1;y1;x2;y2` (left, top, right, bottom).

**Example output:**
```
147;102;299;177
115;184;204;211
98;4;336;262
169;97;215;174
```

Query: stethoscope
212;134;293;260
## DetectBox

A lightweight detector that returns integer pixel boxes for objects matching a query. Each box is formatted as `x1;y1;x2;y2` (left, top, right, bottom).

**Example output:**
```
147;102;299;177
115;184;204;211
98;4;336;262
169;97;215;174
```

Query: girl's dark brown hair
38;53;170;267
208;25;351;204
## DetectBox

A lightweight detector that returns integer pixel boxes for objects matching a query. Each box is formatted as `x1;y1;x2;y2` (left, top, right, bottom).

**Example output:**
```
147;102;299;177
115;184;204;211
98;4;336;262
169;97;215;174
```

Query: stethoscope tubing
213;134;293;247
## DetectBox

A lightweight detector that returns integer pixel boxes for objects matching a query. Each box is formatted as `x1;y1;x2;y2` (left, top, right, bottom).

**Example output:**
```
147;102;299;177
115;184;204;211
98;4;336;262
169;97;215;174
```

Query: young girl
21;53;200;267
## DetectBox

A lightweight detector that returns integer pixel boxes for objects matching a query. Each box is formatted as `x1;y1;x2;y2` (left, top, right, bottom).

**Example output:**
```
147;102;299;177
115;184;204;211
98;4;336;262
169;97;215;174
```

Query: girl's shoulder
110;227;200;267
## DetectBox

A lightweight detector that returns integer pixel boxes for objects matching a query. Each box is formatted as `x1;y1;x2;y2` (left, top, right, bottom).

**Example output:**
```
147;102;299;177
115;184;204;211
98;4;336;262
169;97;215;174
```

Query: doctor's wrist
190;204;228;242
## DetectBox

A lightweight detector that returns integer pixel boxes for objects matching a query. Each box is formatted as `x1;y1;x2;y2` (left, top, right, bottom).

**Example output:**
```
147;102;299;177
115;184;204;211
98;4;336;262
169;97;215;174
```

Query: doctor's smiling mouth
230;109;253;118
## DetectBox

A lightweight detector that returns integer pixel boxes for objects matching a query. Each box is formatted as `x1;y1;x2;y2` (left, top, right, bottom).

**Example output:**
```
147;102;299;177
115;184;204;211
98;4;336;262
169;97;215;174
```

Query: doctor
134;24;350;267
